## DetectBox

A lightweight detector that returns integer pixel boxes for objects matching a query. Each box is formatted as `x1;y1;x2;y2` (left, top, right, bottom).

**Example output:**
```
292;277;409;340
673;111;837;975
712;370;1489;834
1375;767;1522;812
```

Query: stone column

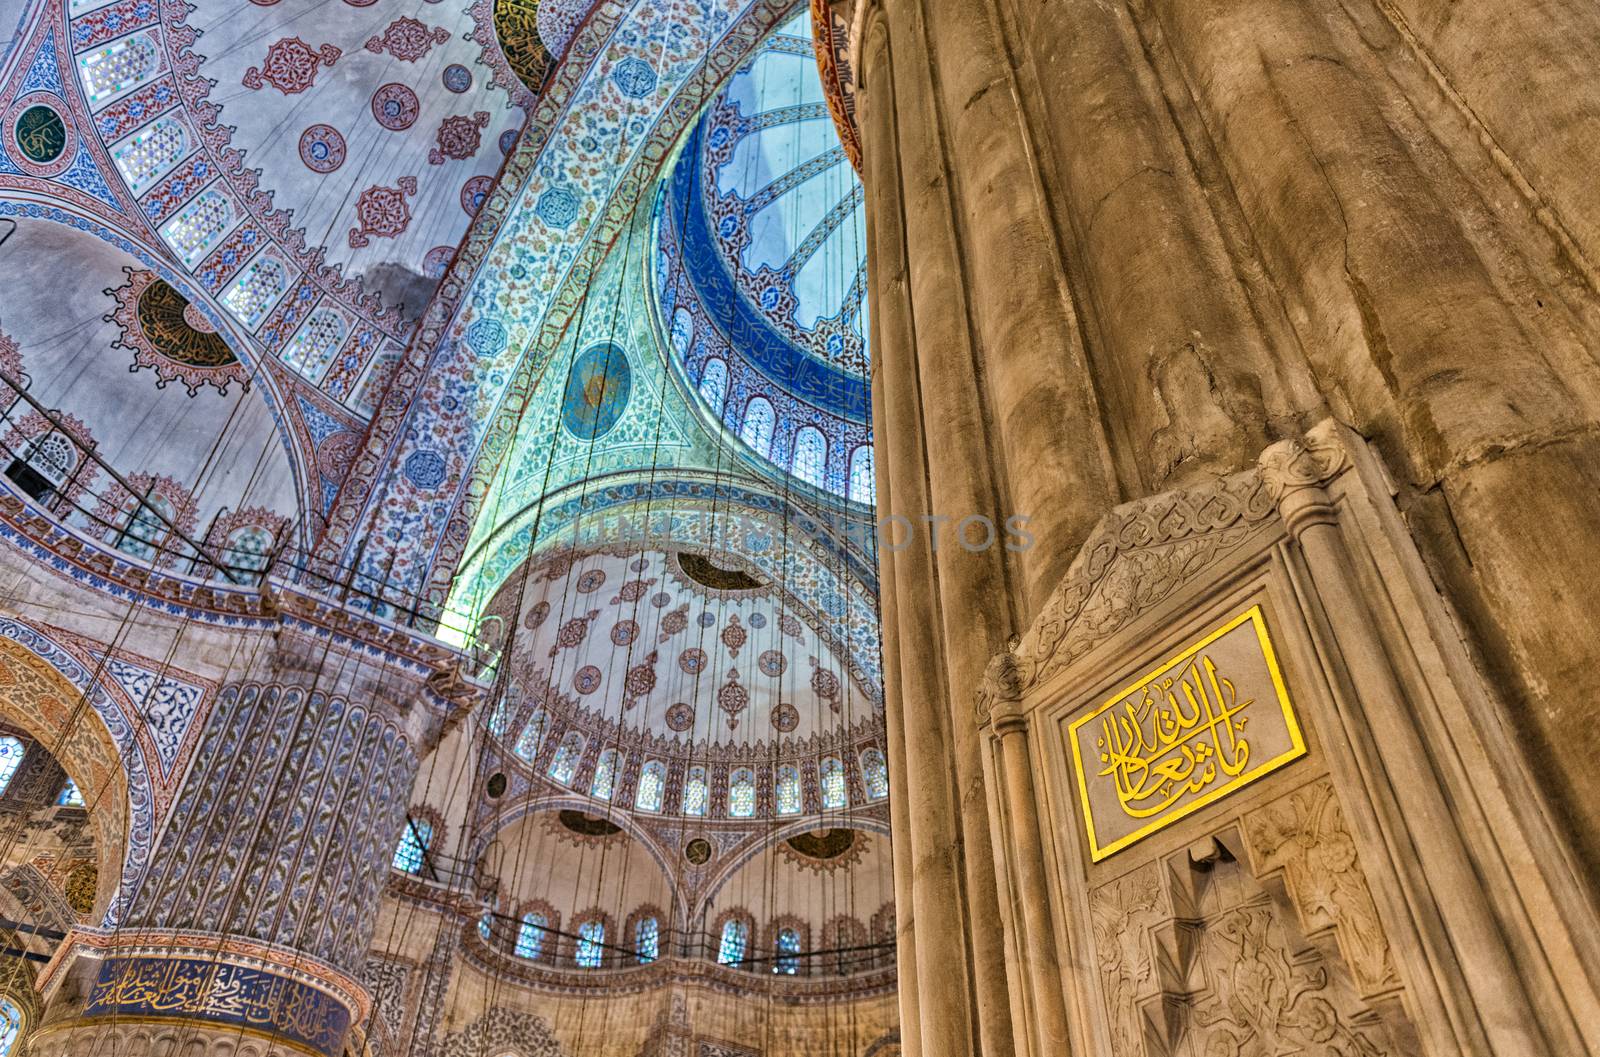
26;629;466;1057
1145;0;1600;878
1260;430;1552;1057
984;668;1072;1057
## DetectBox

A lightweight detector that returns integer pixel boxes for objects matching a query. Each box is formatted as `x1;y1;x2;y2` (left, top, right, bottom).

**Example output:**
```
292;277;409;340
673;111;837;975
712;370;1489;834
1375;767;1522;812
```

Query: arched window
515;911;548;959
478;913;494;941
162;189;234;268
0;737;24;796
27;432;76;486
682;766;708;817
0;996;23;1055
392;816;432;874
860;748;889;800
220;525;274;586
283;308;349;382
820;756;847;810
549;731;585;785
671;308;695;358
849;445;875;505
635;915;659;963
223;256;288;329
590;749;618;800
728;768;756;818
775;766;801;816
791;427;827;488
774;927;801;975
57;779;83;807
79;34;159;105
576;919;605;968
113;116;190;195
717;919;748;967
635;760;665;812
116;494;175;561
515;710;548;761
487;699;513;738
739;397;775;457
698;358;728;413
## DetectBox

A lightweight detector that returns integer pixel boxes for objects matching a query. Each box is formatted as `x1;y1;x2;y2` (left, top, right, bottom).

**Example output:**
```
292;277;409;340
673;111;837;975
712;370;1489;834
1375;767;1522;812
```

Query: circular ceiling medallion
3;93;75;177
560;341;631;440
371;83;420;131
485;771;508;798
684;837;712;865
298;124;346;173
443;63;473;93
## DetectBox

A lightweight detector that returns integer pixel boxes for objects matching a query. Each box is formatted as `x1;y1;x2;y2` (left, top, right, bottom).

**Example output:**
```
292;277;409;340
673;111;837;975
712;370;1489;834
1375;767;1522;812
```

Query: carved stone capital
978;651;1027;733
1257;420;1351;506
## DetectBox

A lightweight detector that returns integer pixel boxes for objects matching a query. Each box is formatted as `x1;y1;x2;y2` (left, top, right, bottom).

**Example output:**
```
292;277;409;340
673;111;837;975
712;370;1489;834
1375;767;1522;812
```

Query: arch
634;758;666;812
0;619;152;924
727;767;756;818
548;730;585;785
860;746;888;800
775;764;801;816
698;357;728;413
739;397;775;457
682;764;708;816
791;426;827;488
848;444;875;504
820;755;847;809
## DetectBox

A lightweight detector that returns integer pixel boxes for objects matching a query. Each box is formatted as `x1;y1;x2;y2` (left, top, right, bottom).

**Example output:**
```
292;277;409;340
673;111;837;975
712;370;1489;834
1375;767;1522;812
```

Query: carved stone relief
1087;826;1402;1057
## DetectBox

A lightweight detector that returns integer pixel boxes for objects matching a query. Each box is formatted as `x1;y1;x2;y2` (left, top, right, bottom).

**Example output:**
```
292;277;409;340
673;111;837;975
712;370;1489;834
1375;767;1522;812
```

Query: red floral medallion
427;111;490;165
364;17;451;62
242;38;340;95
348;176;418;249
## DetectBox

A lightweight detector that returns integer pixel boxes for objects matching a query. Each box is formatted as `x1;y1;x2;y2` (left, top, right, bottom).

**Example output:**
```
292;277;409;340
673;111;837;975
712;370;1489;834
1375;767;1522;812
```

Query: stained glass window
79;34;160;106
549;732;585;785
775;766;801;815
860;748;889;800
792;427;827;488
576;920;605;968
515;912;547;959
849;445;875;505
478;913;493;941
635;916;659;963
0;738;22;796
699;358;728;414
590;749;618;800
282;308;348;382
112;117;188;195
27;432;76;485
222;255;289;330
717;919;748;966
487;699;513;737
728;768;756;818
221;525;274;586
775;928;801;975
820;756;847;810
515;710;548;761
161;189;234;269
117;494;174;561
0;996;22;1055
635;760;665;812
671;307;694;358
57;779;83;807
392;816;432;874
739;397;775;457
683;766;708;816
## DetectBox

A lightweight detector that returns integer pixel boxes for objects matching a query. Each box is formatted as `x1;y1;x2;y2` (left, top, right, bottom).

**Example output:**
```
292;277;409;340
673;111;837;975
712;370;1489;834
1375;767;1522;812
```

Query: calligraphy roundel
298;124;346;172
560;341;631;440
371;83;420;131
109;269;248;396
3;93;75;177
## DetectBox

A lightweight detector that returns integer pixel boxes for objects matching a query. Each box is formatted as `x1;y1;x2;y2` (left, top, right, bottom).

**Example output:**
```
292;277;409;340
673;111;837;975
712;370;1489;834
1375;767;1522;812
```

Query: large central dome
655;12;873;502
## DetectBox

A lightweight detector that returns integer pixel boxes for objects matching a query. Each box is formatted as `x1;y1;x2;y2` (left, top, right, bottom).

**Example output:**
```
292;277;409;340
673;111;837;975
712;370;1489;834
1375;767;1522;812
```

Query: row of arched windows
501;713;890;815
696;360;875;503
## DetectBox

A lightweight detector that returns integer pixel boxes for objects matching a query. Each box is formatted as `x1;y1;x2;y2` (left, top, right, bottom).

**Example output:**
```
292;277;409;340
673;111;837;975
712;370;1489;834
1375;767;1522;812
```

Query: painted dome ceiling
655;10;872;501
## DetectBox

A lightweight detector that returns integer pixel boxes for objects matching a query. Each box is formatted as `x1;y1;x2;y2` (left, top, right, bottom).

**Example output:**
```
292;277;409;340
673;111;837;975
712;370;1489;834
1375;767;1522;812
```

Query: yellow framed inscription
1068;605;1306;861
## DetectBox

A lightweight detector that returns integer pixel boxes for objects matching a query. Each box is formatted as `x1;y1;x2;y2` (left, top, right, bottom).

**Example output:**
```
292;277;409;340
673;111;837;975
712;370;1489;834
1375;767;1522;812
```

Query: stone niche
981;421;1600;1057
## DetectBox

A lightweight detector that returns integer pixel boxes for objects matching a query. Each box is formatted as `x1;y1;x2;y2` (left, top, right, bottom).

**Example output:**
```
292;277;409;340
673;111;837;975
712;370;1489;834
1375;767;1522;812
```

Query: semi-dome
655;11;874;503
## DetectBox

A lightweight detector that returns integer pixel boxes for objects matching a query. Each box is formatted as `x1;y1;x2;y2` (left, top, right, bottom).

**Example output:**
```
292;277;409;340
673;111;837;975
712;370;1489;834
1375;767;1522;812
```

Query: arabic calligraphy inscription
1069;605;1306;860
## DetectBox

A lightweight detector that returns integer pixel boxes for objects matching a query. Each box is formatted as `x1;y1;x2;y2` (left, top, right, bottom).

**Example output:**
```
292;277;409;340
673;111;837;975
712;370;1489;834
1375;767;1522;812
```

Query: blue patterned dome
655;12;874;504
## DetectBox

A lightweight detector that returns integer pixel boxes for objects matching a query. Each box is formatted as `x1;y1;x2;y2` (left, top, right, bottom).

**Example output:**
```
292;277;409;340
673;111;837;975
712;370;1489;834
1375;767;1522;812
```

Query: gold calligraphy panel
1069;605;1306;861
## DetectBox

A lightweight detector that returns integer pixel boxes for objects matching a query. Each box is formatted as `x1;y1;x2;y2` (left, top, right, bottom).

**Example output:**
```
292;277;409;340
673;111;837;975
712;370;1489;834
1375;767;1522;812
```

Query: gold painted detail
1069;605;1306;861
492;0;551;94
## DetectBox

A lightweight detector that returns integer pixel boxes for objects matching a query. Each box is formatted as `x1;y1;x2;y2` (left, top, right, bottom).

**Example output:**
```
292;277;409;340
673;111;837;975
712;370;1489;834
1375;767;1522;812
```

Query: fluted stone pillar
26;630;464;1057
